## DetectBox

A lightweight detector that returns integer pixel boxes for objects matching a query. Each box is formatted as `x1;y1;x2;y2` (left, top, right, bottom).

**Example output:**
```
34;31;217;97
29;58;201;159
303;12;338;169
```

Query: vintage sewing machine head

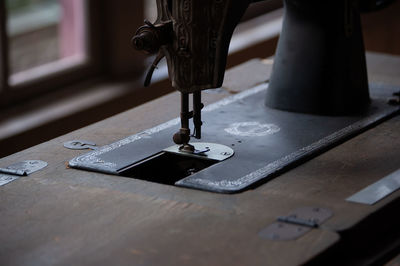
132;0;253;151
132;0;394;149
132;0;252;92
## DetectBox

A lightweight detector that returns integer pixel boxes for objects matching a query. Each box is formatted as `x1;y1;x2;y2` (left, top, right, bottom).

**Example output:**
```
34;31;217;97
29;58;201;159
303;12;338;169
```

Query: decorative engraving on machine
224;122;280;137
347;168;400;205
259;207;333;241
0;160;48;187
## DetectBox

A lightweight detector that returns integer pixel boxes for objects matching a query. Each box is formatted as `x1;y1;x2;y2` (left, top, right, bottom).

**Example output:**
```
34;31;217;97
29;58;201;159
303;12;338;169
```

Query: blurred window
6;0;87;84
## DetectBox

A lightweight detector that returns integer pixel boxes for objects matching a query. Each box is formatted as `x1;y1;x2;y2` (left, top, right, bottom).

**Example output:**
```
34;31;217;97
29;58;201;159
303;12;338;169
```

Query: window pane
6;0;87;82
145;1;157;22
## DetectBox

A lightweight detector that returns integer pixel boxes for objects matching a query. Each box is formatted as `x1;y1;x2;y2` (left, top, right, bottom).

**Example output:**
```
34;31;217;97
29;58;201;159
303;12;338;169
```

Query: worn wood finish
1;53;400;265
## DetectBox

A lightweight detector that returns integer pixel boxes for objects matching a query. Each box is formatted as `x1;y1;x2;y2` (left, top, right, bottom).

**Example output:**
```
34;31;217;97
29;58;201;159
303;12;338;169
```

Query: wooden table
1;53;400;266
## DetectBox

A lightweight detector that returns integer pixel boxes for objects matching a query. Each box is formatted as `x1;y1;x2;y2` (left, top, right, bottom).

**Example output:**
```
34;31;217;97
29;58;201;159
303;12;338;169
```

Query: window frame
0;0;146;109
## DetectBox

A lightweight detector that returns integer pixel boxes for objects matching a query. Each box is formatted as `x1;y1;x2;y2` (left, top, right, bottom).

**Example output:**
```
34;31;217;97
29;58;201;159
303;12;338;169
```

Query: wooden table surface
1;53;400;266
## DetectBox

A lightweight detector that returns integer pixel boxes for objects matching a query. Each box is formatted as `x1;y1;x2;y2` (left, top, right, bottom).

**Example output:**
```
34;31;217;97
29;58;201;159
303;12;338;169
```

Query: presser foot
173;128;196;154
179;143;196;153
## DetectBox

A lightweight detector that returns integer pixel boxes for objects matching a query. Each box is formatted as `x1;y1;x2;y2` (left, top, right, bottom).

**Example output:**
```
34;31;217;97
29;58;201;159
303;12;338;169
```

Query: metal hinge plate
0;160;48;187
259;207;333;241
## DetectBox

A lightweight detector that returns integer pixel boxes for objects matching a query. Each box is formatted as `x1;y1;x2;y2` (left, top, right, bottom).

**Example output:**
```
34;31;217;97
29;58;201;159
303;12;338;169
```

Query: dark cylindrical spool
266;0;370;115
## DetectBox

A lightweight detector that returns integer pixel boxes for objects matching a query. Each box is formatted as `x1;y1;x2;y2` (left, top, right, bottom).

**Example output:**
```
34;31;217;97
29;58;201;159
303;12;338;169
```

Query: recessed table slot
119;152;218;185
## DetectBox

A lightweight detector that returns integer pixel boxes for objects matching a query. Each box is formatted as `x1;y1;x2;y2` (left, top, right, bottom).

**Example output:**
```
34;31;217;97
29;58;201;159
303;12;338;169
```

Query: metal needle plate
69;83;400;193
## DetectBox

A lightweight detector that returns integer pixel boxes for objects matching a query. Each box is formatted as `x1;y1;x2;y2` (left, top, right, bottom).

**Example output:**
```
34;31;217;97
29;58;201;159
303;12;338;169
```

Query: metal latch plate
347;168;400;205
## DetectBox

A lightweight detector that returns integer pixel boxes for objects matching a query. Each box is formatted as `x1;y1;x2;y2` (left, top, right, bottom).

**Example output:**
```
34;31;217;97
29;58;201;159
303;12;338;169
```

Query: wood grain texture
1;54;400;266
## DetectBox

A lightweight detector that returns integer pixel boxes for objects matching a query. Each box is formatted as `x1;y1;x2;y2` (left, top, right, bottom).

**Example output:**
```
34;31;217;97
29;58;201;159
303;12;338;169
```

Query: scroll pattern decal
170;0;230;92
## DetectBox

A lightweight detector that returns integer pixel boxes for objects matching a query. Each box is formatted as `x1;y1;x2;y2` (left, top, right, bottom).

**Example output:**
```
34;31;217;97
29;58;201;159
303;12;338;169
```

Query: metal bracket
259;207;333;241
0;160;48;187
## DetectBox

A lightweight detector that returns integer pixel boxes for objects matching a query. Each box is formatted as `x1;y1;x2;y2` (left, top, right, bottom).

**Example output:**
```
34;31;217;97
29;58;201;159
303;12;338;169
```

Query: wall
362;0;400;55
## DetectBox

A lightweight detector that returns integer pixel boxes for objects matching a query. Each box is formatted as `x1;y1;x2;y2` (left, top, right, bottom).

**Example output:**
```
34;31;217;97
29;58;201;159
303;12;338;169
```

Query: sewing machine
68;0;399;193
3;1;400;264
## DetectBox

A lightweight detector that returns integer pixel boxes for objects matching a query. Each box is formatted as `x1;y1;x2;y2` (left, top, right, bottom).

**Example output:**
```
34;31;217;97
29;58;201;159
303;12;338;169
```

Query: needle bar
181;92;190;131
193;91;202;139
